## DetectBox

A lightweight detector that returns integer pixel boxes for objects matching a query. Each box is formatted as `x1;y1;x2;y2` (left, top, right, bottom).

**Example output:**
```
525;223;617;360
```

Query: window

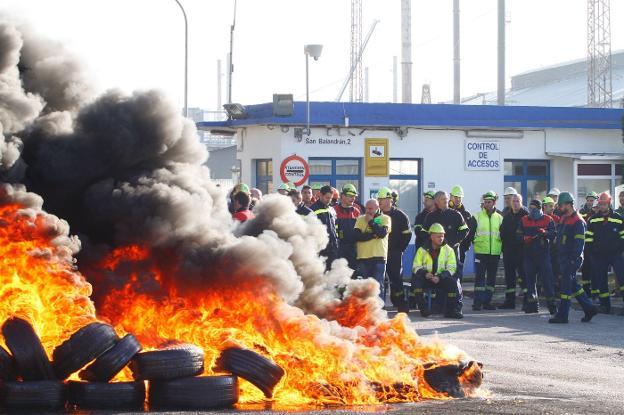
504;160;550;203
255;159;272;195
576;161;623;202
308;158;361;195
389;159;421;225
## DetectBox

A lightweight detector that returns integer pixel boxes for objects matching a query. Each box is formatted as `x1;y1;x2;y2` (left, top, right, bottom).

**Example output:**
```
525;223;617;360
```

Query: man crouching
410;222;463;319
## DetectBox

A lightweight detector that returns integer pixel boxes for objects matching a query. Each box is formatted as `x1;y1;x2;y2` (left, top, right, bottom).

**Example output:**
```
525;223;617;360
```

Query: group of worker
228;180;624;324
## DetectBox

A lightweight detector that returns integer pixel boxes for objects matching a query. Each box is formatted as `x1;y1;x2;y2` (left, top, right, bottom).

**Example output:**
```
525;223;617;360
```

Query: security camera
304;44;323;60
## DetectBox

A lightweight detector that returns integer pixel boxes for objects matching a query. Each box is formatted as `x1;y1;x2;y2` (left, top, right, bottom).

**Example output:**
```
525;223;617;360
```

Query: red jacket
233;209;255;222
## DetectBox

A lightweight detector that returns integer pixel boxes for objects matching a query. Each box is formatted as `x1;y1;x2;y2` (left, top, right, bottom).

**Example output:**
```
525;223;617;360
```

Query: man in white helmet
548;188;562;216
502;187;519;216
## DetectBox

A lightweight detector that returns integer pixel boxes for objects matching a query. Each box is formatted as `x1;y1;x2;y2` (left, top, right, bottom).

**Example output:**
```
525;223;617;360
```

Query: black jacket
452;203;475;254
386;206;412;252
310;200;339;256
500;207;528;252
586;209;624;255
421;208;469;248
413;208;433;248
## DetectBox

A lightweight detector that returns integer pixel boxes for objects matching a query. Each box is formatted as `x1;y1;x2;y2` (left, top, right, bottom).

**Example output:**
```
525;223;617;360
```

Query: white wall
236;124;623;213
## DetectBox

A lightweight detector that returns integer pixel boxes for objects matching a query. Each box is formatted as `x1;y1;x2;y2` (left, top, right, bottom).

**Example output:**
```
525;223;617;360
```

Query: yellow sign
365;138;388;176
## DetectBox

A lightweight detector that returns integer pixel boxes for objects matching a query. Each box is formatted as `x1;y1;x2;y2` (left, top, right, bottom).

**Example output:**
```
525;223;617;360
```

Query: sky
3;0;624;114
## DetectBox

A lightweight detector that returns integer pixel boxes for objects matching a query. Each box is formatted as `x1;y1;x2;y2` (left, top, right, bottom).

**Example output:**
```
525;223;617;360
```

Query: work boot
548;315;568;324
397;303;410;314
483;303;497;310
524;301;539;314
547;303;558;316
444;310;464;319
419;308;432;318
581;306;598;323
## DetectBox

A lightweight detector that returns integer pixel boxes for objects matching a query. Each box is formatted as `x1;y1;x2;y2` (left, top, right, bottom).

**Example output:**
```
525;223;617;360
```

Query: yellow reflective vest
412;244;457;275
473;209;503;255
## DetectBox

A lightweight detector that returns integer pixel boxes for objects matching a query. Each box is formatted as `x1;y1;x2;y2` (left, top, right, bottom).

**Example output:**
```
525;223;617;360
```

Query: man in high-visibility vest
471;191;504;311
549;192;598;323
585;192;624;314
378;187;412;313
411;223;463;319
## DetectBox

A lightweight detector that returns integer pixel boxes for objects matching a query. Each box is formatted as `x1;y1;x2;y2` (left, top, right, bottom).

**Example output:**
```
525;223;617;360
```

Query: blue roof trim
198;102;624;130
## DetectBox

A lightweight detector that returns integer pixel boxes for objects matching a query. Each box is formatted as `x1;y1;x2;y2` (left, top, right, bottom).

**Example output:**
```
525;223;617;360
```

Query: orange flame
93;245;472;405
0;204;96;351
0;202;477;406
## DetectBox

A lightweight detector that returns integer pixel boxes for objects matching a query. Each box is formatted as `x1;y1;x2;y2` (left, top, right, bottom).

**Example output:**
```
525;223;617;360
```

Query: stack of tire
0;317;144;410
132;345;285;409
0;317;286;410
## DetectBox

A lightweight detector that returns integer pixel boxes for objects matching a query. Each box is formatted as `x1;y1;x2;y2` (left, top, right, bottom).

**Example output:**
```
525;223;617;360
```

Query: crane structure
587;0;612;108
350;0;363;102
336;19;379;102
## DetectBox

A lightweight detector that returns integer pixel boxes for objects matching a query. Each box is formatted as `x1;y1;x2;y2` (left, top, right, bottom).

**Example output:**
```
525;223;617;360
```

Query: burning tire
0;345;16;381
79;333;142;382
423;361;483;398
149;375;238;409
215;347;284;398
67;380;145;410
52;322;118;380
2;317;55;380
130;344;204;380
1;380;65;409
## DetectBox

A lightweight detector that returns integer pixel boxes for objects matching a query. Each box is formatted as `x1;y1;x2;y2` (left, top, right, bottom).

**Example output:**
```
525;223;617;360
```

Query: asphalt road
20;298;624;415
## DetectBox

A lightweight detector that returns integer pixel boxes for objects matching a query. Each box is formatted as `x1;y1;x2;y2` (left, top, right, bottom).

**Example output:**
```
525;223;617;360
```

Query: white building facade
200;102;624;224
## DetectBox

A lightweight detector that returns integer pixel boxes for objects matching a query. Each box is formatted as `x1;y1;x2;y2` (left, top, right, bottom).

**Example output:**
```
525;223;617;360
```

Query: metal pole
392;56;398;103
173;0;188;117
217;59;222;112
228;0;237;104
497;0;505;106
306;53;310;134
401;0;412;103
453;0;460;104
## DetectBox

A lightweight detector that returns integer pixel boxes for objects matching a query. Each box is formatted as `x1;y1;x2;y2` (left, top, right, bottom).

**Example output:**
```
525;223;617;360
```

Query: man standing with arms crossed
353;199;392;301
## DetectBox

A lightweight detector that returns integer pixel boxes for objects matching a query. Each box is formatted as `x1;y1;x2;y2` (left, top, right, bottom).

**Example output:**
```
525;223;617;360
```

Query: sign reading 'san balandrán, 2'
464;140;501;170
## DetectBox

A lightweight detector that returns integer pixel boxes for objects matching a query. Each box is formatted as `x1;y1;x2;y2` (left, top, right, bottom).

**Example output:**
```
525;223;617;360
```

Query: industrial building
199;102;624;227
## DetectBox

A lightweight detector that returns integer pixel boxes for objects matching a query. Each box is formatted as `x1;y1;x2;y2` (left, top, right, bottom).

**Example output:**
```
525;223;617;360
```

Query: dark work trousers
474;254;500;306
387;249;406;308
581;251;592;297
454;245;464;282
503;248;525;303
524;252;556;307
411;270;463;314
554;257;594;320
592;253;624;311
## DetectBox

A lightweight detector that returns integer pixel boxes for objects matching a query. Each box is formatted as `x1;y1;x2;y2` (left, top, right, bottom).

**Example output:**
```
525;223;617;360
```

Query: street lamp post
173;0;188;117
304;44;323;135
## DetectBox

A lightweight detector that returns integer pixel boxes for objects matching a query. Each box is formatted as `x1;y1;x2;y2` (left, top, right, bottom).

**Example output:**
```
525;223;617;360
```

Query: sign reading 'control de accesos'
464;140;501;170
